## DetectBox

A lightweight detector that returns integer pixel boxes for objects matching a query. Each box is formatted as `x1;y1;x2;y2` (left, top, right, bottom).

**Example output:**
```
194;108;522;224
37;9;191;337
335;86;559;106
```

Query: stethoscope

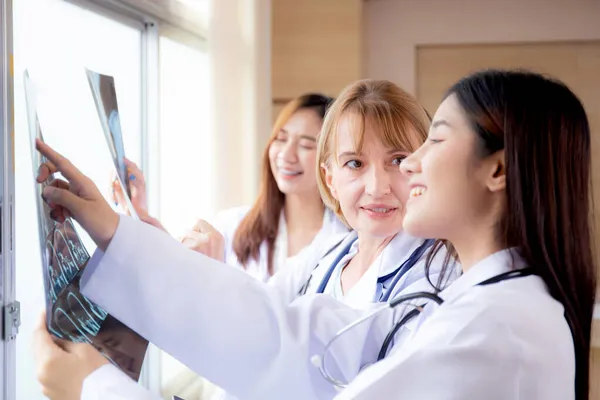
312;267;536;389
298;237;435;301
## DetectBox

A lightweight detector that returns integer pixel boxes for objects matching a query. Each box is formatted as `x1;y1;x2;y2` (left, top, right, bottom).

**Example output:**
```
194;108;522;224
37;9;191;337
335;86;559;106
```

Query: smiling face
323;113;412;238
400;95;506;244
268;108;323;196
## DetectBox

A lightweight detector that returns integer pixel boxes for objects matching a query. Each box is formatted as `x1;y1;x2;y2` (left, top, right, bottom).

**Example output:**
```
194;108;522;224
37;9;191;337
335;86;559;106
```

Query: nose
400;151;421;177
279;140;298;164
365;164;392;198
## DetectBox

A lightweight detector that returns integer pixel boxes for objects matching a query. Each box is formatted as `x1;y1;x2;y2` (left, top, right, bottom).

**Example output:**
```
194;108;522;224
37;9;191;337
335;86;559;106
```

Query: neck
283;192;325;233
451;227;504;273
352;233;396;274
339;233;396;295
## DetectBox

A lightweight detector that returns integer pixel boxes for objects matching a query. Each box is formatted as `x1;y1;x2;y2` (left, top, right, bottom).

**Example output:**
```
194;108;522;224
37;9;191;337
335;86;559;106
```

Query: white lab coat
79;217;575;400
211;206;349;282
267;230;450;307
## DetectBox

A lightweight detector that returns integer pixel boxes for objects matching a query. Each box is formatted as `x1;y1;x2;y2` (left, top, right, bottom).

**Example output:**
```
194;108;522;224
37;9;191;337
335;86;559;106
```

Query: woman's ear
321;162;338;200
486;150;506;193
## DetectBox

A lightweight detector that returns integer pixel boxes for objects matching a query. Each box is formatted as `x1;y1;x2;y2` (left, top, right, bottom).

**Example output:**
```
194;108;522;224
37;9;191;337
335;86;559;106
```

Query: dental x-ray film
24;71;148;380
85;68;138;219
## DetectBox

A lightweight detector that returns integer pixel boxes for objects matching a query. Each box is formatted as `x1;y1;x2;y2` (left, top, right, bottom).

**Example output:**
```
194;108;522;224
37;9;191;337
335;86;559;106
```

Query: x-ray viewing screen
85;68;138;219
24;71;148;380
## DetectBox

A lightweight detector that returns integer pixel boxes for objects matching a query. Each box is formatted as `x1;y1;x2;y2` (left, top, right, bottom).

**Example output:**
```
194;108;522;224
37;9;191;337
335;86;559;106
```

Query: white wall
209;0;271;208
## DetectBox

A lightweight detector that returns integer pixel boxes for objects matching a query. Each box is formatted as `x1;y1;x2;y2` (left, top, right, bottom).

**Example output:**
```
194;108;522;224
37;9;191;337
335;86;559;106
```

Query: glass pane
13;1;142;398
157;35;211;392
158;36;212;237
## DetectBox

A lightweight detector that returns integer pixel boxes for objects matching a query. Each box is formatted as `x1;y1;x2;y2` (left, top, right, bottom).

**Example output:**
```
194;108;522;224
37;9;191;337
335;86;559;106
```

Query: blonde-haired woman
114;93;348;282
269;79;453;307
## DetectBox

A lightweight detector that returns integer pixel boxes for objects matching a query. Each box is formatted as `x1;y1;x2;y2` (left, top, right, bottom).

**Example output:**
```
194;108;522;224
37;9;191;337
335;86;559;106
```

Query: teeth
370;208;390;213
410;187;426;198
280;169;301;176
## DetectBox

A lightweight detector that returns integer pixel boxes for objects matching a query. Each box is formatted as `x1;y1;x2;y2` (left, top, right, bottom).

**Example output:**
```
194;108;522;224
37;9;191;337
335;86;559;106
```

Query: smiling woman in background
114;93;349;281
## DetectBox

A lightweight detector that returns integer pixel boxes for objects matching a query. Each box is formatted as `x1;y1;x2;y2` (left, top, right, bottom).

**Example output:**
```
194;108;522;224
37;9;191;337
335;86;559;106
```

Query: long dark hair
427;69;596;399
232;93;333;275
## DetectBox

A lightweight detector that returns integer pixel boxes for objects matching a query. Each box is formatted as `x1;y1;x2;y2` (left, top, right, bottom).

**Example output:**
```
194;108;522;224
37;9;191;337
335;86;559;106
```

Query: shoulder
435;275;572;359
321;208;350;235
291;230;354;278
268;231;355;300
302;231;357;290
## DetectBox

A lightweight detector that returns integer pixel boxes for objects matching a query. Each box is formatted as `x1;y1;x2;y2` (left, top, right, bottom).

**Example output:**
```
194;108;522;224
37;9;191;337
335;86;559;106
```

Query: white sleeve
81;364;162;400
266;258;310;304
80;216;394;400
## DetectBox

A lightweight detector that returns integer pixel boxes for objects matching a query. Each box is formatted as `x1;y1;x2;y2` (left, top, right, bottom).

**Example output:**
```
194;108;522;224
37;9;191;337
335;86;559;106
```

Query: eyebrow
279;129;317;142
387;149;407;155
299;135;317;142
431;119;452;129
338;151;359;158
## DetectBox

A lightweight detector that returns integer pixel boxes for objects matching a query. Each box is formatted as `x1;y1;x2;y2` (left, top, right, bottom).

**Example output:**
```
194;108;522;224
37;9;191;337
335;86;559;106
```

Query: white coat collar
439;248;527;303
317;231;425;279
375;232;424;278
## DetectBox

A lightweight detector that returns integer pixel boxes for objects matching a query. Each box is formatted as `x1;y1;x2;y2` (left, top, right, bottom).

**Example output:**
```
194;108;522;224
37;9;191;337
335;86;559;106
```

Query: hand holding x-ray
36;139;119;251
111;157;148;217
26;70;148;381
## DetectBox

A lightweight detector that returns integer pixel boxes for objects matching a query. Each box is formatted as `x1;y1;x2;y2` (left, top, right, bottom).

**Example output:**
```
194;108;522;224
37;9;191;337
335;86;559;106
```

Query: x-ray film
24;71;148;380
85;68;138;219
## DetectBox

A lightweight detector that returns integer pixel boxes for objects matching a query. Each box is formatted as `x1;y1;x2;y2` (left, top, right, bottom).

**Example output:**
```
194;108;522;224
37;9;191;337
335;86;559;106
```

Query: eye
428;138;443;144
391;155;406;166
299;140;316;150
344;160;362;169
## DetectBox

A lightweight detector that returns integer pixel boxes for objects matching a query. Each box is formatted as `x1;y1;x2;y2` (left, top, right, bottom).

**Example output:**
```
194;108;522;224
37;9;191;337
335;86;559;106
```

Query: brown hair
427;69;596;399
316;79;431;225
232;94;333;274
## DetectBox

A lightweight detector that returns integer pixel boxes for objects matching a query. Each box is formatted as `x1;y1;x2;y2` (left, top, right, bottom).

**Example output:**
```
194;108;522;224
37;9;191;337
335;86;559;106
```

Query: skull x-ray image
24;71;148;380
86;68;139;219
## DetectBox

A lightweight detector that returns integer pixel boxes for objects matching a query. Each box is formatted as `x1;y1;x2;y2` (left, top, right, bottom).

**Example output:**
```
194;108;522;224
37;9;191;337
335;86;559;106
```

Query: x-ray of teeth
24;70;148;380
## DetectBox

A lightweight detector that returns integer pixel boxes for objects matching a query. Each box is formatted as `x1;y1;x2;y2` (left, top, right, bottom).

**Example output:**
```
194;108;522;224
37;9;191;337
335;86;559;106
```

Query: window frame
3;0;208;396
1;0;16;398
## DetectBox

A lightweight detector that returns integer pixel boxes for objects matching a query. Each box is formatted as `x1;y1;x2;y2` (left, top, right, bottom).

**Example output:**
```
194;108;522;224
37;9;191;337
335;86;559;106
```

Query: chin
402;215;433;239
277;184;309;196
364;223;403;239
275;180;295;193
